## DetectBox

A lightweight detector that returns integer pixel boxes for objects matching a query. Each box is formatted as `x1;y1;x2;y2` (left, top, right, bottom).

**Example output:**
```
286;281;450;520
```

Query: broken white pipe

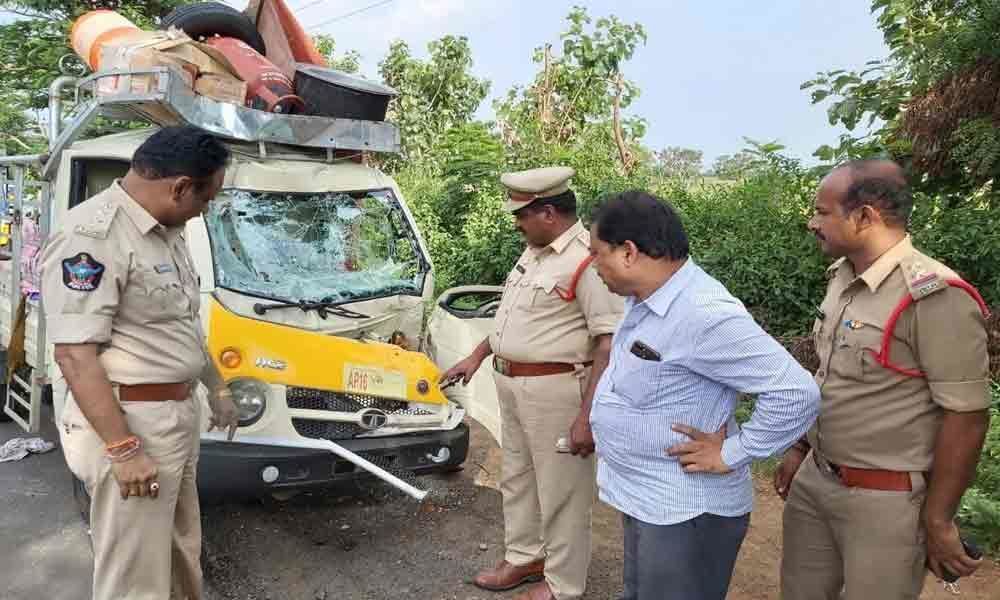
202;432;429;501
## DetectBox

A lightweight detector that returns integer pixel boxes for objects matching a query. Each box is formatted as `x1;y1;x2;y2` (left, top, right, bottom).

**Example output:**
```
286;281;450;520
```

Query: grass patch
752;456;781;478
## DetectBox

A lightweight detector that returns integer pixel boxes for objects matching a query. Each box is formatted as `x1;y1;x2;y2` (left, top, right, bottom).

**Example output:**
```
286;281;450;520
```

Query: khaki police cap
501;166;575;212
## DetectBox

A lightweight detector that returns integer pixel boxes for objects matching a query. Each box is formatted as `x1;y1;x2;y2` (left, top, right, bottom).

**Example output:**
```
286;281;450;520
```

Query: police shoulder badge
61;252;105;292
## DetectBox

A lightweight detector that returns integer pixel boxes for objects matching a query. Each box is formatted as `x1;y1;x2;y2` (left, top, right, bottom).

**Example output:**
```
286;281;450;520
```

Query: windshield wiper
252;298;370;320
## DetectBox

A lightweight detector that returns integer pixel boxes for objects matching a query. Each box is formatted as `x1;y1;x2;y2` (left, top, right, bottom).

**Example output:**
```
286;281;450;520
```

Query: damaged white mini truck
0;67;504;504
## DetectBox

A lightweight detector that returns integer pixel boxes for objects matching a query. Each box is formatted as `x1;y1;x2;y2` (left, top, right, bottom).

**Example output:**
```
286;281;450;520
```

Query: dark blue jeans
621;512;750;600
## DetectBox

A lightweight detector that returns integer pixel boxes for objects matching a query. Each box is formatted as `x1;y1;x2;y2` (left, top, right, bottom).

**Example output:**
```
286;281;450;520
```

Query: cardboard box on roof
96;27;249;112
97;40;197;96
157;34;242;78
98;28;240;81
195;73;248;105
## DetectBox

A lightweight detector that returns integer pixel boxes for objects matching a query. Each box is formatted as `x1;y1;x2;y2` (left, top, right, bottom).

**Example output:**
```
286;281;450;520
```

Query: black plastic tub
293;64;399;121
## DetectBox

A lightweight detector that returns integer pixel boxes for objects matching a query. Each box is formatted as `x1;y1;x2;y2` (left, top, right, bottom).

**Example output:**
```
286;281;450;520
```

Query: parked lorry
0;67;498;502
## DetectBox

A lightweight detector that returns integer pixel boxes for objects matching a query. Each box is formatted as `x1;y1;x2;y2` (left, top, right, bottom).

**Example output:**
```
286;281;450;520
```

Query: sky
288;0;890;168
4;1;889;168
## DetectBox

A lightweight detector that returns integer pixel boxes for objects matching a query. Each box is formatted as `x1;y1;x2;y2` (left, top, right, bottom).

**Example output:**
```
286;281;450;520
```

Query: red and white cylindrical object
70;10;145;70
206;36;304;114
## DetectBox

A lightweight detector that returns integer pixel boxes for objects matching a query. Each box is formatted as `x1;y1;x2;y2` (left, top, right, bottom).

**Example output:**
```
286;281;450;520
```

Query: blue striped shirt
590;259;820;525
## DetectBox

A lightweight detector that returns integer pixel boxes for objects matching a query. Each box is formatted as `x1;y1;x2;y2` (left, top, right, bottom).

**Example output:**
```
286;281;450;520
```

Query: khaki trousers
59;389;203;600
494;370;596;600
780;451;928;600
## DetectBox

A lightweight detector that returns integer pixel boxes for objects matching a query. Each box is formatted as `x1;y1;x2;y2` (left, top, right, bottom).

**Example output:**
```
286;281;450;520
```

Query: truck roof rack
42;67;400;178
80;68;400;153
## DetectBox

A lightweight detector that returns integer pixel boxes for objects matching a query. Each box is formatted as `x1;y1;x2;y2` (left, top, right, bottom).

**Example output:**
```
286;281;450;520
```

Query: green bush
655;167;828;337
396;165;523;294
910;197;1000;305
960;383;1000;554
401;153;1000;338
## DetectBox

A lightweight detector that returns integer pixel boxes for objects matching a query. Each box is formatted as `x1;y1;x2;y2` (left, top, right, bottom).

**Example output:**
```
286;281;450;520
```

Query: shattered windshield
204;188;427;304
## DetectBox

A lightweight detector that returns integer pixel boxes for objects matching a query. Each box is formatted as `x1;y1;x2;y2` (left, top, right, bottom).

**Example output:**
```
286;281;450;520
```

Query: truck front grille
291;418;362;441
286;386;435;441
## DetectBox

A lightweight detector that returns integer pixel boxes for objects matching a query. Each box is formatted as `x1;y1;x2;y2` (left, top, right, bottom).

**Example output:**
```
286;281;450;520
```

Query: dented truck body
1;69;474;501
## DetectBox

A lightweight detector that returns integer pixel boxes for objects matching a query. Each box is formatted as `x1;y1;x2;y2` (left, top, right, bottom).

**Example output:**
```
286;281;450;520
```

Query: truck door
1;157;129;431
426;286;504;446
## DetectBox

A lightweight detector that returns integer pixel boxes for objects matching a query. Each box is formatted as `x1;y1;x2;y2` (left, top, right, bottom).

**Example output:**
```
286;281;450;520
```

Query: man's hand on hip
208;387;239;441
569;412;595;458
666;424;732;474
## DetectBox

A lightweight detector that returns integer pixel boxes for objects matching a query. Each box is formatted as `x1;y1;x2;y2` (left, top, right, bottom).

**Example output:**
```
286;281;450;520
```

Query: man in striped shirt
587;191;820;600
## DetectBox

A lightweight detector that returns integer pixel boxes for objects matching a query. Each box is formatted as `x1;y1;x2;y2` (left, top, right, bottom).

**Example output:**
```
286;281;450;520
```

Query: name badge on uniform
515;264;526;274
154;264;174;274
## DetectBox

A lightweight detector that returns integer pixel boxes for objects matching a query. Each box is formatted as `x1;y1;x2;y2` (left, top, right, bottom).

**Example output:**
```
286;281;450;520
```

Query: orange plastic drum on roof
70;10;145;70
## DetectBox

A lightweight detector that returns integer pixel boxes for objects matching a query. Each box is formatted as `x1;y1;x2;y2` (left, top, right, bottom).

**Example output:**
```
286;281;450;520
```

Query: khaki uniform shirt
808;236;990;471
40;182;206;385
489;221;624;364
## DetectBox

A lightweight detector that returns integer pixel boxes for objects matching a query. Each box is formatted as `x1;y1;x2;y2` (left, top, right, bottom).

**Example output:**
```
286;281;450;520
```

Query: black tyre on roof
160;2;267;56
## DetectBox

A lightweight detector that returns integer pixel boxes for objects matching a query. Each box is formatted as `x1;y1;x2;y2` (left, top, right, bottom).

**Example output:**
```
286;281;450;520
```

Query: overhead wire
293;0;332;15
304;0;395;32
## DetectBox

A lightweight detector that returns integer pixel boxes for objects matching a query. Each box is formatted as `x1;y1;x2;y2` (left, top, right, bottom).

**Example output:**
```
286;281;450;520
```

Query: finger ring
150;482;160;493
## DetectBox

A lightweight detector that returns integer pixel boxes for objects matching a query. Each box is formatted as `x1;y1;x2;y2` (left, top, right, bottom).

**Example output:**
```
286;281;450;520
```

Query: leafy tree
418;121;506;240
656;146;703;178
312;34;360;74
378;36;490;166
0;18;68;153
2;0;184;20
708;139;792;180
803;0;1000;202
0;0;192;154
494;6;646;173
709;151;755;179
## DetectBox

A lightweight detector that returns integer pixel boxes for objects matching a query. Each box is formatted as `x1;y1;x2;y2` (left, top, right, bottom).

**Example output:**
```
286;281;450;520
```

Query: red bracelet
105;436;141;462
105;435;139;452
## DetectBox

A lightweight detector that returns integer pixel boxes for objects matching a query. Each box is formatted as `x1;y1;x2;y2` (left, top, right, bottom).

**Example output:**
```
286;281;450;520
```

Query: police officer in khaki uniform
442;167;623;600
41;126;239;600
776;159;991;599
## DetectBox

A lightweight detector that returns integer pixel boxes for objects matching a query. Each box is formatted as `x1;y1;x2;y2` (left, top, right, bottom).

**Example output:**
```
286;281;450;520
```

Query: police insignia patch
62;253;105;292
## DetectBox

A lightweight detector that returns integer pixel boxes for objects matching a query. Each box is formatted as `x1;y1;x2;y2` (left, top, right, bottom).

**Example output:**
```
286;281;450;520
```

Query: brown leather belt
117;382;192;402
493;356;592;377
813;450;913;491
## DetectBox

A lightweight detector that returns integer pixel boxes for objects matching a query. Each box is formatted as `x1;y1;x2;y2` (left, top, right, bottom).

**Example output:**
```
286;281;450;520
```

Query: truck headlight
228;378;268;426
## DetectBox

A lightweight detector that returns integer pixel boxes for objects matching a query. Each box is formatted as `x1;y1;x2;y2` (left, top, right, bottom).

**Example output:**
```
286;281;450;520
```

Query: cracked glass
204;188;427;303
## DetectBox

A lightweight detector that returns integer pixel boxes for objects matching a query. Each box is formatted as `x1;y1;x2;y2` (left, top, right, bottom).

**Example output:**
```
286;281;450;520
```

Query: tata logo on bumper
359;408;389;430
255;357;287;371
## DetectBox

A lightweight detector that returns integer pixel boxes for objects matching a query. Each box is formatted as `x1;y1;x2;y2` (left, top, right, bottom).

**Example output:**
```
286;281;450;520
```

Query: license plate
344;364;406;398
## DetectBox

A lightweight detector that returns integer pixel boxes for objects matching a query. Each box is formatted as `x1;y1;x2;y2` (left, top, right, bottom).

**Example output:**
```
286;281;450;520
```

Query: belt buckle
814;451;841;480
495;357;511;376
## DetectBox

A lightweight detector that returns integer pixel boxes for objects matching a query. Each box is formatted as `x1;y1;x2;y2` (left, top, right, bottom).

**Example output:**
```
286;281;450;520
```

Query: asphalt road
3;408;998;600
0;408;610;600
1;411;92;600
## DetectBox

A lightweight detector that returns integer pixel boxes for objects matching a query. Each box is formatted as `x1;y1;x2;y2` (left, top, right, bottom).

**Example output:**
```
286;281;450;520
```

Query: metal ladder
0;155;49;432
